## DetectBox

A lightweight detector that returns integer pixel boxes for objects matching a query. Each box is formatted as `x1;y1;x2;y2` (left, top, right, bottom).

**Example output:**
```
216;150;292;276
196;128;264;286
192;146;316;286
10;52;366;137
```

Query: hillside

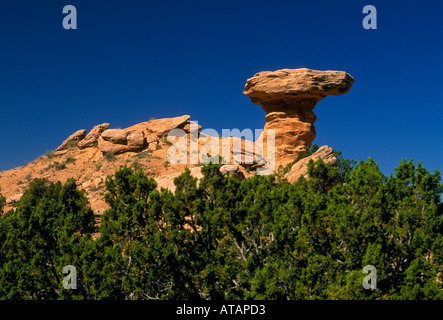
0;68;352;215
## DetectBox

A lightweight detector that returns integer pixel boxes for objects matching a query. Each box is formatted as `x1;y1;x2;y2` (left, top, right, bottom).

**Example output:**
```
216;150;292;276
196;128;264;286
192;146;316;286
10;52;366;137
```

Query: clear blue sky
0;0;442;176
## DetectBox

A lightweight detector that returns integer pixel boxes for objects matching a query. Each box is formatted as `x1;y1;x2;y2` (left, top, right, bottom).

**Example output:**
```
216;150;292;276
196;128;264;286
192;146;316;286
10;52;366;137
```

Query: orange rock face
56;129;87;151
284;145;337;183
0;68;355;216
244;68;353;166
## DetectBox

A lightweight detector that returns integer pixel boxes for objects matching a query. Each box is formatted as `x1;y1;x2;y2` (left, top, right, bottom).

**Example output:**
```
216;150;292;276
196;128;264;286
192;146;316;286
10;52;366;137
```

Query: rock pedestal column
243;68;354;167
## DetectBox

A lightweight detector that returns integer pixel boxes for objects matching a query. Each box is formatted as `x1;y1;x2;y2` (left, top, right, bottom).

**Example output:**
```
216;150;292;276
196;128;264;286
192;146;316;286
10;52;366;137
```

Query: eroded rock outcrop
244;68;353;167
56;129;87;151
78;123;110;149
1;67;355;216
55;116;197;156
98;129;147;155
219;164;245;181
284;145;337;183
125;115;191;138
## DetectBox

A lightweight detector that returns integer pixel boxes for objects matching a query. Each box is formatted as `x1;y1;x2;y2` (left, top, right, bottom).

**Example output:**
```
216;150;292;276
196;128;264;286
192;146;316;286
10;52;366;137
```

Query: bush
131;160;142;172
0;156;441;300
0;189;5;215
55;161;66;170
45;150;55;159
94;159;442;299
65;156;76;164
0;178;96;299
104;152;115;162
66;140;78;149
279;144;320;176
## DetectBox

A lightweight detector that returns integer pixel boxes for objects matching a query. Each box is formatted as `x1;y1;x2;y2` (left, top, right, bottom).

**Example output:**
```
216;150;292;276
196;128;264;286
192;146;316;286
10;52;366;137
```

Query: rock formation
244;68;353;167
56;129;87;151
284;145;337;183
219;164;245;181
0;67;354;215
55;115;195;156
78;123;110;149
125;115;191;138
98;129;147;155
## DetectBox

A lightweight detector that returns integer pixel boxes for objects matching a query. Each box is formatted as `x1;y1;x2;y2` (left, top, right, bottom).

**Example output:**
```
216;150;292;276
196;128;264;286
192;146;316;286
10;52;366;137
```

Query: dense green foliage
0;190;5;216
0;155;441;299
279;144;320;176
0;179;96;299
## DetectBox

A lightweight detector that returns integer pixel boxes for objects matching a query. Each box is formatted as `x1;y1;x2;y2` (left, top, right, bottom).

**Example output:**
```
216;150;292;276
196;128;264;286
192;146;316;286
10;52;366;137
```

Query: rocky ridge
0;68;353;214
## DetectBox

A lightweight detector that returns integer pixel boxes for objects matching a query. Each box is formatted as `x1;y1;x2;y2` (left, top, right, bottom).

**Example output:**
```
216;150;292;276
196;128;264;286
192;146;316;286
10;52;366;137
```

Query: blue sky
0;0;442;176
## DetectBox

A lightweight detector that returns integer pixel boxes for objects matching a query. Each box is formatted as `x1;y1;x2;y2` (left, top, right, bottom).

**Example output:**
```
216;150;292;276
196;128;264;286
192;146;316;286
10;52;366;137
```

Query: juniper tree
0;178;97;299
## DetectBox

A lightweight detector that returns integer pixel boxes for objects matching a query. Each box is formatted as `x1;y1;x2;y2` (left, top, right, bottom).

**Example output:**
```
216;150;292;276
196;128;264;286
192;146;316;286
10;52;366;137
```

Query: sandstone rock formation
78;123;110;149
125;115;191;138
101;129;128;144
0;67;354;216
197;134;264;168
244;68;353;167
55;115;197;156
98;115;196;155
56;129;87;151
219;164;245;181
98;128;146;155
284;145;337;183
183;121;202;134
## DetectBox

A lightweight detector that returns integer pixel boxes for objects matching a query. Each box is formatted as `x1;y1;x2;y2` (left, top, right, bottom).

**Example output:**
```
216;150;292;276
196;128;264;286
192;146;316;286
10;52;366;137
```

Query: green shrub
131;160;142;172
66;140;78;149
0;178;96;299
65;156;76;164
280;144;320;176
44;161;66;171
55;161;66;170
0;189;5;214
104;152;115;162
0;156;441;300
45;150;55;159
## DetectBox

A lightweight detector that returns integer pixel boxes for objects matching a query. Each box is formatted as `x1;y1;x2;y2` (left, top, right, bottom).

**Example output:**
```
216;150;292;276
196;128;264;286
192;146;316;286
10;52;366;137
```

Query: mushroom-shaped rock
244;68;353;166
244;68;354;111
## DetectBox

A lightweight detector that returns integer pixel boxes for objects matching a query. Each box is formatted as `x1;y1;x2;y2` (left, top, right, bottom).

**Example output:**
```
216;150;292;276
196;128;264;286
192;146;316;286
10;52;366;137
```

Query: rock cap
243;68;354;110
